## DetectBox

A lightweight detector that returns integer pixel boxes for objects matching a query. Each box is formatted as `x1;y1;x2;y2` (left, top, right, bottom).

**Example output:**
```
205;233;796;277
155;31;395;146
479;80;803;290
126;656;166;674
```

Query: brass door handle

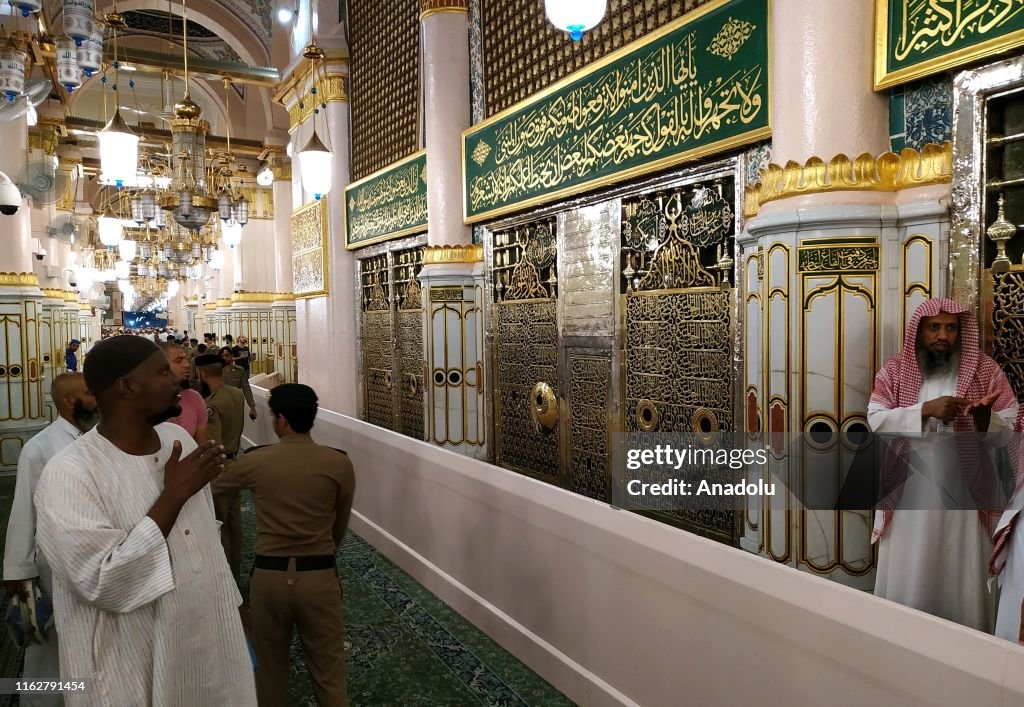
530;381;558;432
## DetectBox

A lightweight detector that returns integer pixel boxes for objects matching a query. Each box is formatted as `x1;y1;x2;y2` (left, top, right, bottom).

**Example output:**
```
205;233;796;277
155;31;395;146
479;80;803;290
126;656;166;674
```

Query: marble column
740;0;948;587
270;151;297;383
286;36;356;414
417;0;486;458
0;115;47;471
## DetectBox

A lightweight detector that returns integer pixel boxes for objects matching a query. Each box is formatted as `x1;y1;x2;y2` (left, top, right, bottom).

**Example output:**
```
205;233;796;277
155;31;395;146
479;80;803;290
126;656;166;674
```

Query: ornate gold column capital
423;244;483;264
28;122;60;156
270;152;292;182
745;141;953;217
0;272;40;287
420;0;468;21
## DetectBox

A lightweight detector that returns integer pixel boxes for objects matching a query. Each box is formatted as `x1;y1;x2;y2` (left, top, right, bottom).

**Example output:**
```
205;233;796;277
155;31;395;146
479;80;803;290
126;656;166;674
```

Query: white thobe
994;493;1024;641
4;417;81;707
34;423;256;707
867;369;1016;632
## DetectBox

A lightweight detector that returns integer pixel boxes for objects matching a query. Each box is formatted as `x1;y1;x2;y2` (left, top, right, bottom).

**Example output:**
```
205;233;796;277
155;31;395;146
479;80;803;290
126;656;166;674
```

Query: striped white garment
34;423;257;707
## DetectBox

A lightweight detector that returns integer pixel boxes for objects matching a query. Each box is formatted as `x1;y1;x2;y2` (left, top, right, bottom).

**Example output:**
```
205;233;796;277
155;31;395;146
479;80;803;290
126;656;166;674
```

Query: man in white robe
4;373;98;707
867;298;1018;632
34;335;257;706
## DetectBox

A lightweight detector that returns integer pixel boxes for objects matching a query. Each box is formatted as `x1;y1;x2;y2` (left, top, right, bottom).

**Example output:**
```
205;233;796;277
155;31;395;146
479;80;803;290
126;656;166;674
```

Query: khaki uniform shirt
215;435;356;557
222;364;255;408
205;384;245;456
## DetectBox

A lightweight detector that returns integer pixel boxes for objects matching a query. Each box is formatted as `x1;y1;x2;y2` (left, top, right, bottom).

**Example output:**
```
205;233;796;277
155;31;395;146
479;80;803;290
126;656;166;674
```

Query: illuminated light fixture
25;103;36;126
117;237;136;261
544;0;606;41
97;206;123;247
114;258;130;279
276;5;296;24
256;162;273;186
166;279;180;297
221;218;242;249
98;109;138;187
209;248;225;271
298;130;331;200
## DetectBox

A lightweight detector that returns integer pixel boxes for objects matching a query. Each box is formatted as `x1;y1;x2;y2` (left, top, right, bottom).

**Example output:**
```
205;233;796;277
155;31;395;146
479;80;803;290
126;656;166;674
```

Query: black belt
253;555;335;572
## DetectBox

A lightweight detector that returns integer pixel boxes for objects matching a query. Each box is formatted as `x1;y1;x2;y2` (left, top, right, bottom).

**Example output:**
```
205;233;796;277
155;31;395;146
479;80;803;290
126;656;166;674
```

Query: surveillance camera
68;279;77;288
0;171;20;216
34;252;44;261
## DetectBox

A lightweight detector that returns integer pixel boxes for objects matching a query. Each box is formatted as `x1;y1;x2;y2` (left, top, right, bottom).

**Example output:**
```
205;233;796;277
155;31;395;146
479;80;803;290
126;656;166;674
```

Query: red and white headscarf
870;298;1020;541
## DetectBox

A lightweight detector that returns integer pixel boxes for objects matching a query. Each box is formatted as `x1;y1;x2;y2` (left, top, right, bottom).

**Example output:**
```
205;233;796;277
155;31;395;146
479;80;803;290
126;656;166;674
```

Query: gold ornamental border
744;141;952;218
343;149;428;250
460;0;771;224
423;244;483;264
421;0;468;21
874;0;1024;90
41;288;70;300
286;75;349;132
78;303;92;311
230;292;297;304
216;298;232;308
0;272;40;287
292;198;330;299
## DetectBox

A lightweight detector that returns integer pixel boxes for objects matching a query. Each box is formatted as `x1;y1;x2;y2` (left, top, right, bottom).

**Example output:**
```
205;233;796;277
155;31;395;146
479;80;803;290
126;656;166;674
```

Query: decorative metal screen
621;179;738;544
395;247;426;440
348;0;420;180
360;255;395;430
481;0;714;116
567;352;611;500
983;89;1024;401
492;218;560;482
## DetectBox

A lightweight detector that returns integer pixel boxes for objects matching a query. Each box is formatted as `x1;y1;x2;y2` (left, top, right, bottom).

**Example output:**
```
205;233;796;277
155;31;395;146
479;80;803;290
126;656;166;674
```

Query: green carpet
0;475;574;706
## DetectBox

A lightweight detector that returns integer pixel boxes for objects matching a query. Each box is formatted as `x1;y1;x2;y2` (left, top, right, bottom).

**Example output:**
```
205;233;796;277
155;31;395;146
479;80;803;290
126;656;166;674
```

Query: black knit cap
83;335;161;395
269;384;318;406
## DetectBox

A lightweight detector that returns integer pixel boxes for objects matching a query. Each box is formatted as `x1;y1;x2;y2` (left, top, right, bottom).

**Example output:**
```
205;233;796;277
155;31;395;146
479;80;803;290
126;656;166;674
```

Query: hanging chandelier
544;0;606;41
211;78;249;240
160;0;215;231
296;20;332;200
97;12;139;187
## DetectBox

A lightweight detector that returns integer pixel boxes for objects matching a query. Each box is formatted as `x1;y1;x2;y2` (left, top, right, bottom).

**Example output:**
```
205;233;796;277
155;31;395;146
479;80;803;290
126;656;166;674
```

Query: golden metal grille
492;217;560;482
481;0;713;116
349;0;421;180
360;255;395;430
395;246;425;440
621;178;738;544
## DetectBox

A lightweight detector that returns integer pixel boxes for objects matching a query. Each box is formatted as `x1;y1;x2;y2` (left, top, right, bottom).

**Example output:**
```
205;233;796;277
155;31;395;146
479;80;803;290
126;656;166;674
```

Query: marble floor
0;477;573;706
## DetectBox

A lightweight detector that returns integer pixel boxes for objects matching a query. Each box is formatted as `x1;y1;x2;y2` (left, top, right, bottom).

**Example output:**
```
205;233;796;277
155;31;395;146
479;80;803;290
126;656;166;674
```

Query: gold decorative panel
360;255;395;430
481;0;714;116
990;268;1024;400
349;0;420;180
621;179;737;544
396;247;425;440
291;199;329;298
568;353;611;501
492;217;560;482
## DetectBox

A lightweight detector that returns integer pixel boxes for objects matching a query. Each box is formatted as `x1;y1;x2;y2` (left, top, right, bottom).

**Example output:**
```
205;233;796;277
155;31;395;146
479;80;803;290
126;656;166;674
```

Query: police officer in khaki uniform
216;384;355;707
218;346;257;421
194;353;246;580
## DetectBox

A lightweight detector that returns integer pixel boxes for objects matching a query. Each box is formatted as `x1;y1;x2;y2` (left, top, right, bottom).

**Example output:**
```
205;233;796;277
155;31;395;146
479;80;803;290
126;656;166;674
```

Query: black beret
194;354;225;367
269;383;318;406
83;335;161;394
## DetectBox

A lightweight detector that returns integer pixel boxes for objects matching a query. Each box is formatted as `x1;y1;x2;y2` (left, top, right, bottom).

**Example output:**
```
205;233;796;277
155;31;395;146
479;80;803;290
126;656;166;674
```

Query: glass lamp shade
217;190;233;220
98;109;139;187
117;238;137;261
114;259;130;279
221;219;242;249
234;195;249;226
117;278;133;295
97;209;123;247
298;131;332;200
209;248;225;271
544;0;606;40
166;279;181;297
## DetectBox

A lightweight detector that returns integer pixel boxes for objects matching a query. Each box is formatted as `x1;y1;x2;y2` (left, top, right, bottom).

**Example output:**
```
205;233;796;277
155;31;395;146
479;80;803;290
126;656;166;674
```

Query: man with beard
160;341;208;444
4;373;98;706
195;353;246;581
867;298;1019;631
33;336;256;706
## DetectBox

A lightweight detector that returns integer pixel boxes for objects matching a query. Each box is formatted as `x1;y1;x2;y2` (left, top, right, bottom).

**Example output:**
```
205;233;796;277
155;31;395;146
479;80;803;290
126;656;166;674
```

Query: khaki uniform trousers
250;562;348;707
211;484;242;581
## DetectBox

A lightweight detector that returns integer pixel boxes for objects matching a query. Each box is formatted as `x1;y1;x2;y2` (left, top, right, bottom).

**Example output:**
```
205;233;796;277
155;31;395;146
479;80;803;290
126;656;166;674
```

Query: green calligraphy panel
876;0;1024;89
462;0;769;224
345;151;428;250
